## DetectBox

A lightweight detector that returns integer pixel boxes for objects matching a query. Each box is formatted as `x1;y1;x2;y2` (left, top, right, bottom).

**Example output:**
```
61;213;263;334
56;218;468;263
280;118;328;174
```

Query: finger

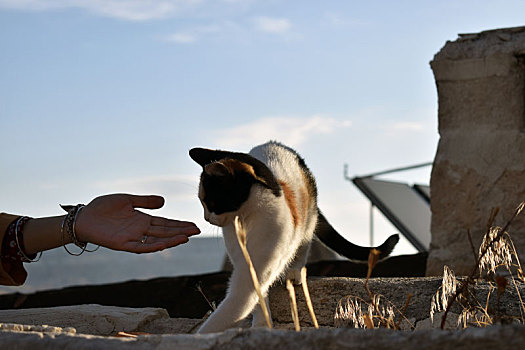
147;224;201;238
128;195;165;210
150;216;198;228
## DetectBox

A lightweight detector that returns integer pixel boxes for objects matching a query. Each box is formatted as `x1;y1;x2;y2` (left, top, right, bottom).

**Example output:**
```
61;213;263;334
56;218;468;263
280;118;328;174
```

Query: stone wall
427;27;525;275
1;278;525;348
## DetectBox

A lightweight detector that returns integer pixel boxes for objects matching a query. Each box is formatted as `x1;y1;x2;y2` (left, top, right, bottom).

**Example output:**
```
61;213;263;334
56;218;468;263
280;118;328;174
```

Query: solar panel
352;177;431;252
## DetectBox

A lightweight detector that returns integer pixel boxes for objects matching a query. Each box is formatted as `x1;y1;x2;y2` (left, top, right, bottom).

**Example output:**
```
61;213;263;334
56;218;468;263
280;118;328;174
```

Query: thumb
128;195;165;210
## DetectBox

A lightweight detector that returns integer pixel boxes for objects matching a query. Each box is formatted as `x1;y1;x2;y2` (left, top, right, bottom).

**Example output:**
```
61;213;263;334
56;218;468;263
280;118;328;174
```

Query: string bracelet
14;216;42;263
60;204;99;256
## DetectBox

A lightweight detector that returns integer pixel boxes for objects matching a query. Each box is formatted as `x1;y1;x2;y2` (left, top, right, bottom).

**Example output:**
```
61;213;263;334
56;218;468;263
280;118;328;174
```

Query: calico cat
190;141;399;333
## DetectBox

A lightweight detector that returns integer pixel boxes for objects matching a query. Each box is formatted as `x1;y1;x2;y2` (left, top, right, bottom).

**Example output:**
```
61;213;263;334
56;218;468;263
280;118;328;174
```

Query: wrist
23;215;65;255
61;205;88;254
1;217;42;263
59;215;73;245
72;206;89;244
60;204;99;256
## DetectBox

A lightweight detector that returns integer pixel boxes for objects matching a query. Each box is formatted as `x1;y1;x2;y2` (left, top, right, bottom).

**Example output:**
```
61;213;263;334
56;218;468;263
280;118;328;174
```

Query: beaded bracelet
60;204;99;256
14;216;42;263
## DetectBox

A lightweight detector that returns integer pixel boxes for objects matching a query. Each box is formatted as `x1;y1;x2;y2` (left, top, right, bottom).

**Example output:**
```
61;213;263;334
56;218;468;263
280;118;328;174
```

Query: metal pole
370;203;374;246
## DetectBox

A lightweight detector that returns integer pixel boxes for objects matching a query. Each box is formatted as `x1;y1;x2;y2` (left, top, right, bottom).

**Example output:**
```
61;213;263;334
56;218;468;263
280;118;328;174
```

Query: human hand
74;194;200;253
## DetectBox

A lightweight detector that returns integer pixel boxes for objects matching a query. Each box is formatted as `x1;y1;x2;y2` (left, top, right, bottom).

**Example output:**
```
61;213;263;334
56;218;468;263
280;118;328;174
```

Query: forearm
22;216;73;255
8;194;200;258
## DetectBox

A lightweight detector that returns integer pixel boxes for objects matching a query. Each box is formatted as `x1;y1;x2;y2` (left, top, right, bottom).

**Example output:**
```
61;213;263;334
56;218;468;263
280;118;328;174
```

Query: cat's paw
252;314;273;328
252;299;273;328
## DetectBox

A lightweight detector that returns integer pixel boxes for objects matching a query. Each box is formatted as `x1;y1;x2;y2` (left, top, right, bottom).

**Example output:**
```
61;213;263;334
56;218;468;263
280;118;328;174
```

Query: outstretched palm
75;194;200;253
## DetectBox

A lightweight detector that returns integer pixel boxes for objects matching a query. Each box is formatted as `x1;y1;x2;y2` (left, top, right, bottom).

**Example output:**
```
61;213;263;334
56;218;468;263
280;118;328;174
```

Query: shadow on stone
0;253;427;318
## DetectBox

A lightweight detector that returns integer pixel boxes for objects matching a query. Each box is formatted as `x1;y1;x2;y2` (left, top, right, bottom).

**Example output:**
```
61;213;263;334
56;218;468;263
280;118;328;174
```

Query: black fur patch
190;148;281;197
199;169;255;215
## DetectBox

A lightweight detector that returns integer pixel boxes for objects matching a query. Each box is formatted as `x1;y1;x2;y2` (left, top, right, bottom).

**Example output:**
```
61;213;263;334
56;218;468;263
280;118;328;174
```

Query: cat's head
189;147;280;227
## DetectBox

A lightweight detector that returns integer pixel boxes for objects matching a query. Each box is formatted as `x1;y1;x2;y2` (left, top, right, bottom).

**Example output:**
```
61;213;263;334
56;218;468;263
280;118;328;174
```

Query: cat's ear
253;175;274;189
189;148;223;167
204;162;231;177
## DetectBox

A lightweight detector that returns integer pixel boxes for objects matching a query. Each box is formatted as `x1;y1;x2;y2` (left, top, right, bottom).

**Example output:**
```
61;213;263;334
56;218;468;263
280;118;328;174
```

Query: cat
189;141;399;333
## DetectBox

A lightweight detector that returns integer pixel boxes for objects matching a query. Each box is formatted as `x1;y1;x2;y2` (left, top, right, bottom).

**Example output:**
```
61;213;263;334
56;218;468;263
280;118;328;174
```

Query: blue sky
1;0;525;255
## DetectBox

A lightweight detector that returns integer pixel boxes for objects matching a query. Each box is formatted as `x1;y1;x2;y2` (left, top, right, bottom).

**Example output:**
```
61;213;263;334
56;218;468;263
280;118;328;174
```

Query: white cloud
163;21;237;44
165;32;197;44
253;16;291;34
91;0;180;21
321;11;369;28
213;115;351;150
0;0;201;21
164;17;294;45
0;1;295;41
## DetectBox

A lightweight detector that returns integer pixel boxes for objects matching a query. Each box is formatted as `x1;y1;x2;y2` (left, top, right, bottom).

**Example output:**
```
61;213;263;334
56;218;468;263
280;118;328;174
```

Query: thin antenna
346;162;433;179
370;203;374;246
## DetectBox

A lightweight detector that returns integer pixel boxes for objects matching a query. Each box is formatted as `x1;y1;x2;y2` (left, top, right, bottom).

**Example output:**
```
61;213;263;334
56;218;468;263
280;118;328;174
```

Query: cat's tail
314;209;399;261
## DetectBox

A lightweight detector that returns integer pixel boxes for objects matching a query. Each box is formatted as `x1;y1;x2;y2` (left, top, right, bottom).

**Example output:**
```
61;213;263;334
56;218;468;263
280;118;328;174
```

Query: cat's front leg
251;295;273;328
198;267;261;333
198;290;257;333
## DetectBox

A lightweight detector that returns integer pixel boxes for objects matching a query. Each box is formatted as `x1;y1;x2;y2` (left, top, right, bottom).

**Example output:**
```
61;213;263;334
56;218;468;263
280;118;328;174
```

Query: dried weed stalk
334;248;413;329
286;279;301;331
197;217;320;332
300;266;320;329
233;216;272;329
285;266;319;331
430;202;525;329
195;282;216;311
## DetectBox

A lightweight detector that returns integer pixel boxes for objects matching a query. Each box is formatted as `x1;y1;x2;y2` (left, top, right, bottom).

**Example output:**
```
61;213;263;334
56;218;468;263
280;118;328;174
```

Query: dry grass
234;216;320;331
300;266;320;329
430;202;525;329
286;279;300;331
233;216;273;329
334;248;413;329
195;282;216;311
195;202;524;332
335;201;524;330
195;216;320;332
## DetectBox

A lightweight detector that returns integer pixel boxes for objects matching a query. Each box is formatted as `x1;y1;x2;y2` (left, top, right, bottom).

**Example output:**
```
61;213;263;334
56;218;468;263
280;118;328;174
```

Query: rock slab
1;323;525;350
428;26;525;276
0;304;171;336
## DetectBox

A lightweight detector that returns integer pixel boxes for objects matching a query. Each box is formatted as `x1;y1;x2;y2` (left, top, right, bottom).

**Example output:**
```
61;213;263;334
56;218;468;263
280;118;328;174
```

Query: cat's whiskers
198;222;221;237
